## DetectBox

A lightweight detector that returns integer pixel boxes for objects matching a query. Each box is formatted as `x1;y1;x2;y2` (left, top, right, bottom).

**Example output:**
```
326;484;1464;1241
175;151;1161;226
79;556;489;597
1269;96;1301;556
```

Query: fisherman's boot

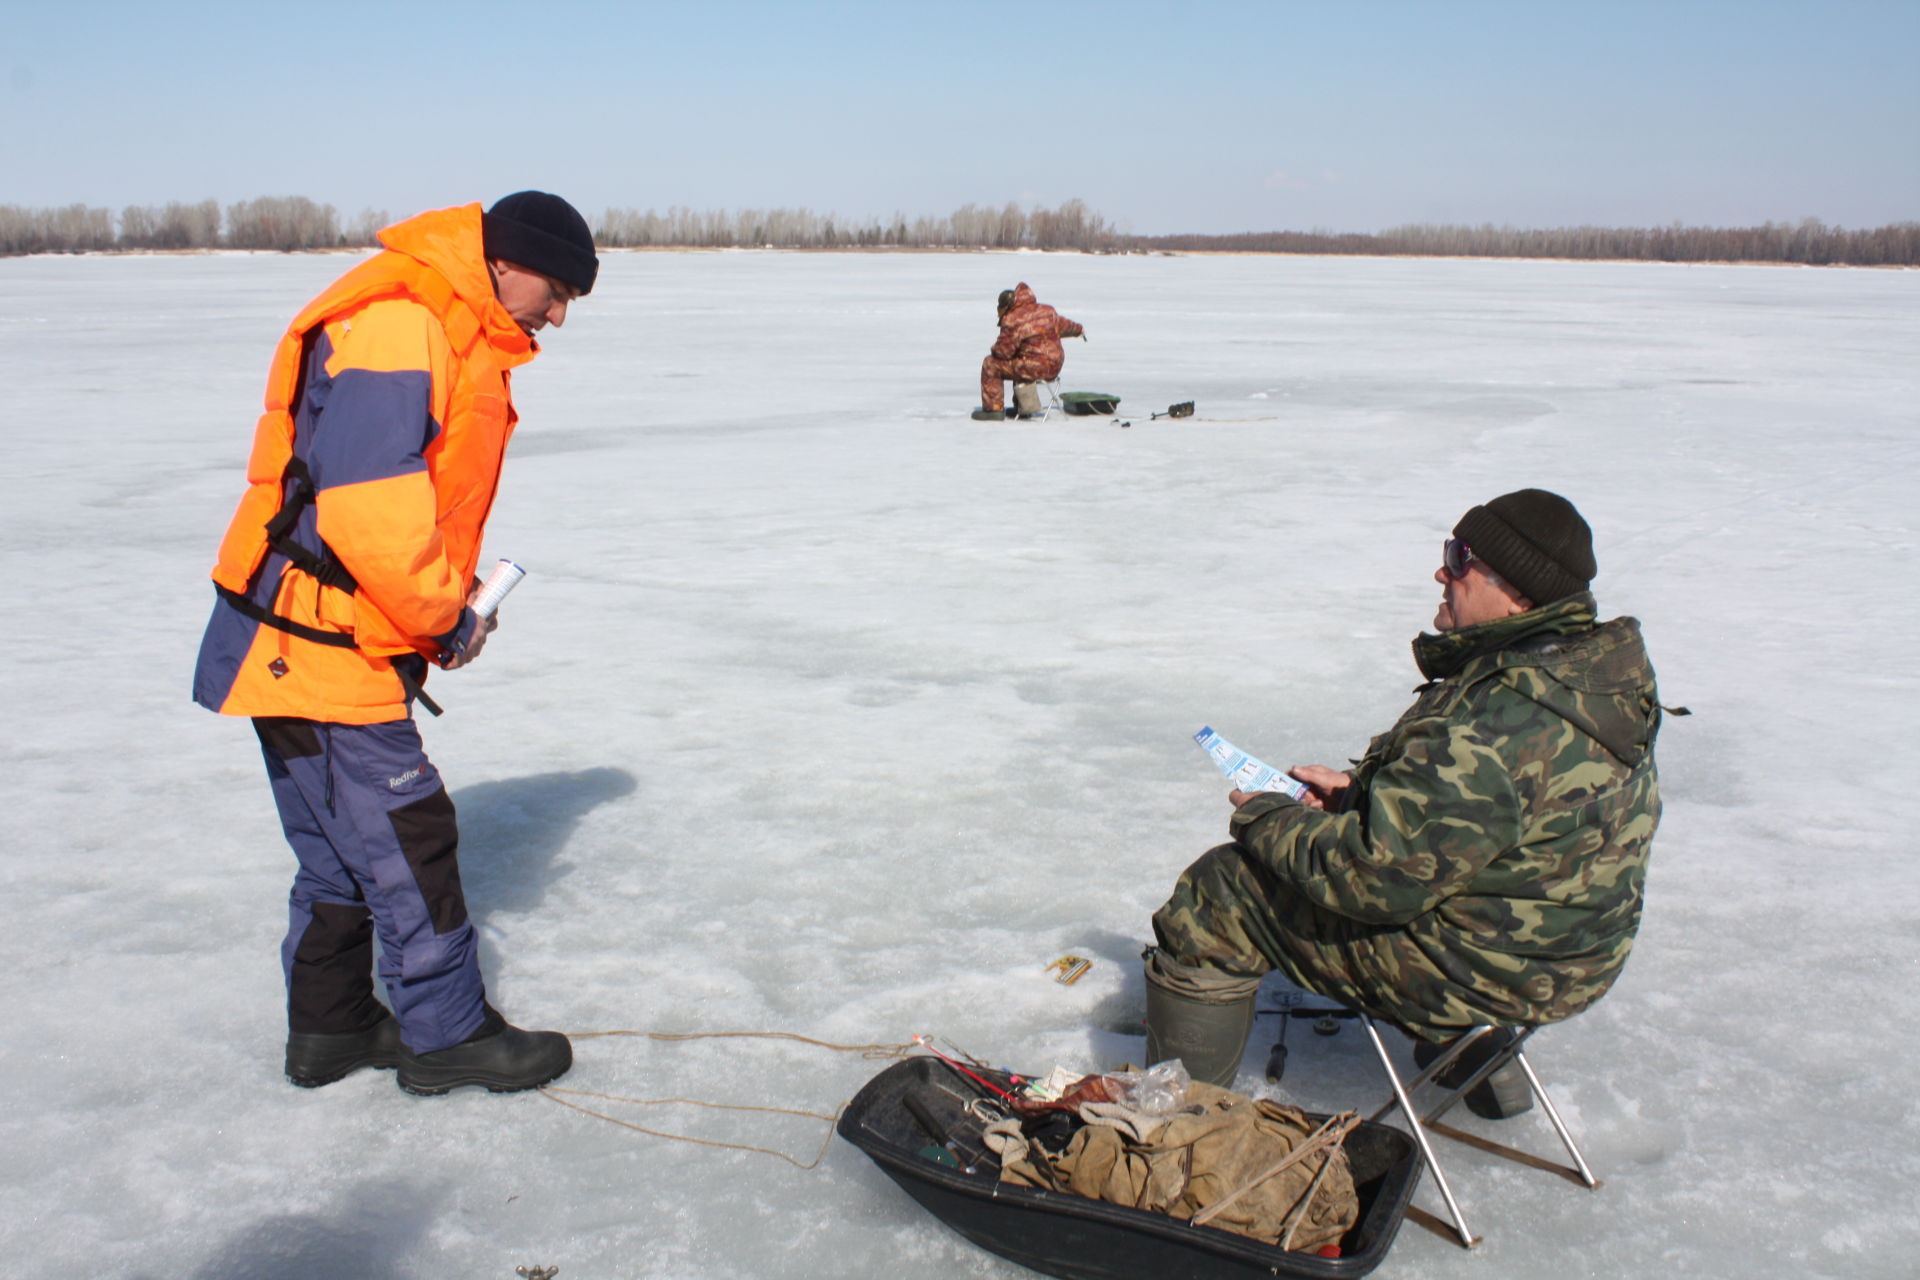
1142;948;1260;1089
283;902;403;1087
396;1005;572;1096
285;1007;405;1088
971;406;1007;421
1012;381;1043;418
1413;1028;1534;1120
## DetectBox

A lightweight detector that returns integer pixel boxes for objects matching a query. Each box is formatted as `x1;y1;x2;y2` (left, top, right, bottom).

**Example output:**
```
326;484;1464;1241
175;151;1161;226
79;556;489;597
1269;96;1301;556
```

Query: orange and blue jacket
192;204;538;723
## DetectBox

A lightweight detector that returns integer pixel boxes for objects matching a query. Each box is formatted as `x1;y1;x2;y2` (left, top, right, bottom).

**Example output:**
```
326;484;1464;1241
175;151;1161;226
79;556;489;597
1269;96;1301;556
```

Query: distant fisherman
192;193;598;1095
1145;490;1666;1117
973;282;1085;420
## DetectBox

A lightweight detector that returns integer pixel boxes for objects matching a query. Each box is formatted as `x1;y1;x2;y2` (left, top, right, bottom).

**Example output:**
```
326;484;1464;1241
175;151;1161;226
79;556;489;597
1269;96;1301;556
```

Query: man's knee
384;786;468;935
1152;844;1267;960
1144;945;1261;1001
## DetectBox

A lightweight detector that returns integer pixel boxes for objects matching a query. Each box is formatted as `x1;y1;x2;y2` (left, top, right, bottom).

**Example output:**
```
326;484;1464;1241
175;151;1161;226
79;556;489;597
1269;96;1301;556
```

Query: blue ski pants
254;716;487;1054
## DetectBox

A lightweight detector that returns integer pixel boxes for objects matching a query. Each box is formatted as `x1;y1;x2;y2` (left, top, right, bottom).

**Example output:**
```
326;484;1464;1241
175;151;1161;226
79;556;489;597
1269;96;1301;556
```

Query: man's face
489;260;579;335
1433;540;1530;631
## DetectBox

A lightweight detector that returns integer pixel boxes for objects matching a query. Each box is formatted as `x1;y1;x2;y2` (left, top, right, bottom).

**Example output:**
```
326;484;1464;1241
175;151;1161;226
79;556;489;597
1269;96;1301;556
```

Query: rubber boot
971;406;1007;421
1413;1028;1534;1120
396;1006;572;1096
285;1007;405;1088
1142;949;1259;1089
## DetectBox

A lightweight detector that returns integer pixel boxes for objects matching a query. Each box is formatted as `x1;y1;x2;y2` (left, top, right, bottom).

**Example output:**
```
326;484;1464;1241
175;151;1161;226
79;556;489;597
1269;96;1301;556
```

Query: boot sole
396;1063;568;1096
287;1059;401;1089
285;1051;404;1089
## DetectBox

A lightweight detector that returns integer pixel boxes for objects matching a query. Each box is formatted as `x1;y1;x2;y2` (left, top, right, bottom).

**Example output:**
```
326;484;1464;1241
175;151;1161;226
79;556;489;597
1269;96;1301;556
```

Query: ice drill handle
470;559;525;621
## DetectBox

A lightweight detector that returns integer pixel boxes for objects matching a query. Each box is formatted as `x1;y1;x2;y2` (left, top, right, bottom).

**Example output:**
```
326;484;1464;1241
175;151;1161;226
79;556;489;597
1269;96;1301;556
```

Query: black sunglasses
1442;537;1474;580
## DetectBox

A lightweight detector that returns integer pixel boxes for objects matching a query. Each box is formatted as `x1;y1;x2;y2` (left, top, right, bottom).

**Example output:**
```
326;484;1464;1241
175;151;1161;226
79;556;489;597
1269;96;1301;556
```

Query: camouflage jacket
1231;594;1663;1034
989;282;1083;372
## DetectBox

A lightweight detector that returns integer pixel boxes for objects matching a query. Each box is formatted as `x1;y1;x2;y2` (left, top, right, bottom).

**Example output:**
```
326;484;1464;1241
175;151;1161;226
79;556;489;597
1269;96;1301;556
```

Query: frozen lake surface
1;247;1915;1278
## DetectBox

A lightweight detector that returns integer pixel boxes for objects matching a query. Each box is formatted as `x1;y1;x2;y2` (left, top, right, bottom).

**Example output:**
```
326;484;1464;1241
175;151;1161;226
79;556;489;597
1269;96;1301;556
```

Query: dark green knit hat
1452;488;1595;605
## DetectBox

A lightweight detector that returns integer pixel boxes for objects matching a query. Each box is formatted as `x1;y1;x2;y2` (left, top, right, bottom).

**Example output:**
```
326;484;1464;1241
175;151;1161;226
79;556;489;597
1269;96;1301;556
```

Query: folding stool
1012;379;1064;420
1356;1020;1600;1249
1038;379;1064;418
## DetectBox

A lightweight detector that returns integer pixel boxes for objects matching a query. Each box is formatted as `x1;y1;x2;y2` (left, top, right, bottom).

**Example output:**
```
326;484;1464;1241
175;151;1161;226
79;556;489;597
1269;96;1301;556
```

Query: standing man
1145;490;1665;1115
972;282;1084;420
193;192;598;1095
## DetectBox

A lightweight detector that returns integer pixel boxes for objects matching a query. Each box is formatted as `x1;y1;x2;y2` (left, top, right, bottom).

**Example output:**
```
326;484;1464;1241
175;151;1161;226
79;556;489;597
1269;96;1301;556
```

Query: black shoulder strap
261;325;359;595
264;454;360;594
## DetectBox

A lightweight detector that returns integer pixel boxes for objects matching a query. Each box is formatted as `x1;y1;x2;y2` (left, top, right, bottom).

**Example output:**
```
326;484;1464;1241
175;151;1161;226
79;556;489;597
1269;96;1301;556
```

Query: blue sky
4;0;1914;234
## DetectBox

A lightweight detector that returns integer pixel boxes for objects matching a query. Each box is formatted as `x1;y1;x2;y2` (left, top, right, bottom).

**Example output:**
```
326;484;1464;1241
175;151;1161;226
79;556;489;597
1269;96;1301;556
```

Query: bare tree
344;207;391;247
156;200;223;249
226;196;340;250
119;204;158;247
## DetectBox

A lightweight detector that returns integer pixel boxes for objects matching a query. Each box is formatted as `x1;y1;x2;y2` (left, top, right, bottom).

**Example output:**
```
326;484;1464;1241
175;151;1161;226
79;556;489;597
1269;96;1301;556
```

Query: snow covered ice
2;246;1916;1278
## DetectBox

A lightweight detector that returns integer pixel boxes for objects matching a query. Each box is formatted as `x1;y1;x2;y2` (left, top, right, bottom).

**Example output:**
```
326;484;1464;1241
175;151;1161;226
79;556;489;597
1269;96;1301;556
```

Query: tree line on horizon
1132;218;1920;268
595;198;1117;250
0;197;392;256
3;195;1915;267
0;196;1118;256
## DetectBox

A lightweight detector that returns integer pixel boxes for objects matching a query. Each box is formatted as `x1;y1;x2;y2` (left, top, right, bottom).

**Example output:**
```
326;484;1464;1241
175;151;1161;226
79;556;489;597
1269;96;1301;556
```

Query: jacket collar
378;204;537;366
1412;592;1598;682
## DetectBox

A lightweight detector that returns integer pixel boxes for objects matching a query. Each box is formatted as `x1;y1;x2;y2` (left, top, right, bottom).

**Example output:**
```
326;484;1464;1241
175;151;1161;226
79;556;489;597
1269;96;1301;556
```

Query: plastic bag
1098;1060;1192;1117
1012;1061;1193;1119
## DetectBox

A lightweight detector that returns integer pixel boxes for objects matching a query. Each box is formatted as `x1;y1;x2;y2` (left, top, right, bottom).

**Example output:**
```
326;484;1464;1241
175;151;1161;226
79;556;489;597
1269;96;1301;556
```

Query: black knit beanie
481;191;598;295
1452;488;1595;605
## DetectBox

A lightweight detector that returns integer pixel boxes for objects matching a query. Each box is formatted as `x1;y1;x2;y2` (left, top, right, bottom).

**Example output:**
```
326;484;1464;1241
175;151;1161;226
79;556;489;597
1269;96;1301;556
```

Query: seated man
972;283;1084;420
1145;489;1665;1116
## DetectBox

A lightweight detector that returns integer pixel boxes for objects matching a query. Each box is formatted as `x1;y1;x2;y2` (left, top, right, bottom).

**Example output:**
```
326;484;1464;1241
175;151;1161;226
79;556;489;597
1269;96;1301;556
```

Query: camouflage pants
980;352;1063;411
1151;843;1474;1039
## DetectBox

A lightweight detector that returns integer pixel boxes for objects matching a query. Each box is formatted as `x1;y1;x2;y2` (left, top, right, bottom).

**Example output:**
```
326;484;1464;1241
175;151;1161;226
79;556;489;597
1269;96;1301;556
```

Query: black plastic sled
838;1055;1422;1280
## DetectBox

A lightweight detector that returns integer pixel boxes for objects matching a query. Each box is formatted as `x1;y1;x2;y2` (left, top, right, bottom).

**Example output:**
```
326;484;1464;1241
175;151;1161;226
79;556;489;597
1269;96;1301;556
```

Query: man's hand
1288;765;1352;811
1229;765;1351;811
442;611;500;670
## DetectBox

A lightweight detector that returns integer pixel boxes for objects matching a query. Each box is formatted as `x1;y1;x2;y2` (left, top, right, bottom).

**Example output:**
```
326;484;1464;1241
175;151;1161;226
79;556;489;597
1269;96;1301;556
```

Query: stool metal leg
1369;1025;1493;1126
1415;1030;1599;1188
1360;1017;1478;1248
1512;1049;1600;1189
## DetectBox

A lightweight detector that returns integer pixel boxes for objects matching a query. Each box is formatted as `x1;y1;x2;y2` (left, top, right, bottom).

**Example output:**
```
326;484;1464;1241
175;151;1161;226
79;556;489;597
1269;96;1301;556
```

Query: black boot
285;1007;405;1088
284;900;394;1087
396;1006;572;1096
1413;1028;1534;1120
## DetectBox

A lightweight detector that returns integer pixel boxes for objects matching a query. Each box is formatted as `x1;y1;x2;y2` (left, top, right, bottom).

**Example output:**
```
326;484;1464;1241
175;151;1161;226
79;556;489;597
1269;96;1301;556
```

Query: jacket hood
1415;594;1661;767
1009;282;1037;308
378;204;533;358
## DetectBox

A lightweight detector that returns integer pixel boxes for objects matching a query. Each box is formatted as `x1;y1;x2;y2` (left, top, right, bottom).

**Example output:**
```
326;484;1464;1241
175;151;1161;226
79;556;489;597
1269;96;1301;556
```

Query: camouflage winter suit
980;282;1083;411
1153;594;1663;1040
